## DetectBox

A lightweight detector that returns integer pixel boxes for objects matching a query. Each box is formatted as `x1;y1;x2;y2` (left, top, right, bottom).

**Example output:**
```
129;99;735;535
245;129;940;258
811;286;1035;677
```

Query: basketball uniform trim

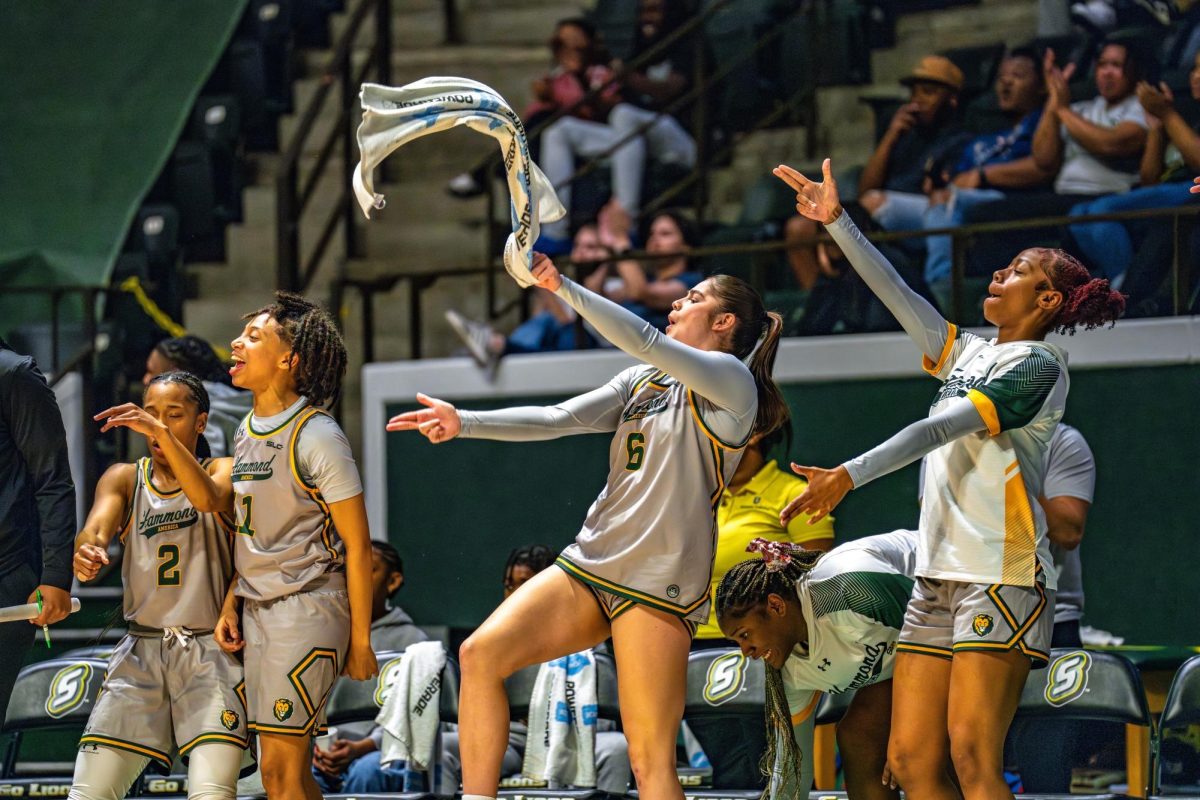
687;389;752;451
951;579;1048;661
556;557;709;617
922;322;959;376
790;690;821;726
245;404;310;439
895;642;955;660
142;458;183;499
247;646;340;736
967;389;1001;436
288;409;339;561
78;734;171;768
177;731;250;755
117;481;136;544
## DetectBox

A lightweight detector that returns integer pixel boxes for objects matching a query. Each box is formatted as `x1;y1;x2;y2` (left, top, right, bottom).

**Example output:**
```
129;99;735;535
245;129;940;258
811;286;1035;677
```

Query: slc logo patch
1044;651;1092;707
274;698;294;722
703;651;747;706
972;614;994;637
221;709;240;730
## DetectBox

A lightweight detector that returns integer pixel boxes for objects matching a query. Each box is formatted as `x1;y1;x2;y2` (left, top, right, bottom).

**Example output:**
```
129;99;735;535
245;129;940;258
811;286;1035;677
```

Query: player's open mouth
229;356;245;376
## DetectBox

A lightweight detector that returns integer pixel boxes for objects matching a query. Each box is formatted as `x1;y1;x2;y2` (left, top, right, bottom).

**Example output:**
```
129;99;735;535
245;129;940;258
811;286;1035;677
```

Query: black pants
0;564;38;720
687;638;768;789
961;193;1100;276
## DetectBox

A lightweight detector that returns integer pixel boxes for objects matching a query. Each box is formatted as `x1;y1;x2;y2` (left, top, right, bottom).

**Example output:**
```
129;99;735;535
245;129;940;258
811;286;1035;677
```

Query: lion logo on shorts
972;613;995;637
274;698;294;722
221;709;240;731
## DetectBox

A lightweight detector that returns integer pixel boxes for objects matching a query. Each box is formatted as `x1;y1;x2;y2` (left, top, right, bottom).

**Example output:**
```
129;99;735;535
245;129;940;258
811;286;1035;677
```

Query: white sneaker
445;309;501;376
1071;0;1117;29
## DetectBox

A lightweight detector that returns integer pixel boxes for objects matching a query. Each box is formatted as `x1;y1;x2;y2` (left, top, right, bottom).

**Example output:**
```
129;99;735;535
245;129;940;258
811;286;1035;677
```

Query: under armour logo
817;658;831;671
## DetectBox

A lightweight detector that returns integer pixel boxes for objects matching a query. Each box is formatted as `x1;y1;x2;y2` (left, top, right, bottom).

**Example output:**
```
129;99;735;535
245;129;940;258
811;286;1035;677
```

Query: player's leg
609;605;691;800
185;743;243;800
946;650;1029;800
888;652;957;799
837;679;899;800
458;566;611;797
258;732;322;800
67;746;150;800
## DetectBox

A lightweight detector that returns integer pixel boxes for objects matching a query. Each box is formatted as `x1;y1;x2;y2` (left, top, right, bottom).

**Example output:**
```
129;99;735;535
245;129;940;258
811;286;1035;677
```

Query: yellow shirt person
696;458;835;640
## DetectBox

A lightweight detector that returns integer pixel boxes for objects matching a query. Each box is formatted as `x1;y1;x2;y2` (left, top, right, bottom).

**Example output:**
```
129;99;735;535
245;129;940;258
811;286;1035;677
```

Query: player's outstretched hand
531;251;563;292
214;607;244;653
386;393;461;443
94;403;166;439
780;464;854;526
773;159;842;226
1192;175;1200;194
344;642;378;681
74;544;109;583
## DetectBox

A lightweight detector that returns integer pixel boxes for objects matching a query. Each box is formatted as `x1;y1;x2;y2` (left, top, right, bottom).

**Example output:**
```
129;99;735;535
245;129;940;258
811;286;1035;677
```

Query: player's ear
196;411;208;435
387;571;404;594
711;311;736;334
766;593;788;617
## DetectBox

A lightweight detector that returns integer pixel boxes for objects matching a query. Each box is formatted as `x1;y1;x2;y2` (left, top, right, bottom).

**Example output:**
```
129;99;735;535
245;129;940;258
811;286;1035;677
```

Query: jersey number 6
624;432;647;471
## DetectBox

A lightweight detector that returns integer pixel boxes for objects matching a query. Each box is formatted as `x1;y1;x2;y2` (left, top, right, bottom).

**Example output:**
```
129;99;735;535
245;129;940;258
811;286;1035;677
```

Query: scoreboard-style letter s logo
703;652;747;706
46;663;93;718
1044;651;1091;707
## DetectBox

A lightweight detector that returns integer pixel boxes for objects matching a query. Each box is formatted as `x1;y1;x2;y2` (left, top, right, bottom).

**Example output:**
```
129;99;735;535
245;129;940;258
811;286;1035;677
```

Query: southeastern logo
232;454;277;482
273;698;294;721
703;652;747;706
1044;651;1091;706
972;614;994;637
220;709;240;730
46;663;93;718
138;507;198;537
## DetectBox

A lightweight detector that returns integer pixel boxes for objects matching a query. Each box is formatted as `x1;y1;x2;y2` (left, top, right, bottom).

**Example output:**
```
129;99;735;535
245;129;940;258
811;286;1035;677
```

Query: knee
257;749;301;796
860;190;886;216
458;631;513;679
886;733;934;787
625;738;675;786
543;118;570;148
785;215;818;242
948;728;996;788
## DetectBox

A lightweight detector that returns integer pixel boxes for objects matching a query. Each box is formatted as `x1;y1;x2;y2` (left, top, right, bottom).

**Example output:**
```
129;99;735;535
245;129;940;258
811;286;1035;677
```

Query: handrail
342;202;1199;361
276;0;391;293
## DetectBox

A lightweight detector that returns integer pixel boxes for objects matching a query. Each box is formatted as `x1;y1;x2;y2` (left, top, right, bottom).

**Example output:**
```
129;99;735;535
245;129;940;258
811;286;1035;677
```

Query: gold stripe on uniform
922;322;959;376
79;735;171;767
966;389;1001;436
1000;462;1037;585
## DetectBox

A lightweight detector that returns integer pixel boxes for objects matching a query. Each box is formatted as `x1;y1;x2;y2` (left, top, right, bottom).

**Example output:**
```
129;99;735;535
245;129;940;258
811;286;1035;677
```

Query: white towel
376;640;448;771
522;650;598;787
353;77;566;289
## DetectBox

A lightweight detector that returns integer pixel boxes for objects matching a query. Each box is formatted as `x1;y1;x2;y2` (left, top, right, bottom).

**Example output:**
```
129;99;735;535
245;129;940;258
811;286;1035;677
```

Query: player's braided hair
248;292;347;408
1034;249;1126;335
147;370;212;459
504;544;556;581
154;335;231;385
716;548;824;800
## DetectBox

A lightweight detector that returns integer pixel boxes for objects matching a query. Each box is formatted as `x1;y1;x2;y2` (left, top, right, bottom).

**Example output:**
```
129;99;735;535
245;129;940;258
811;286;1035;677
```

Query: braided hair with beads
246;292;347;408
715;540;824;800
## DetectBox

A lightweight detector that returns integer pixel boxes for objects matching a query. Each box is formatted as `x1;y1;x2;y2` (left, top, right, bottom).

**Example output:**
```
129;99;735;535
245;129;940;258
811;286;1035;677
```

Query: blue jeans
312;750;414;794
1068;182;1194;283
923;187;1006;284
506;312;590;354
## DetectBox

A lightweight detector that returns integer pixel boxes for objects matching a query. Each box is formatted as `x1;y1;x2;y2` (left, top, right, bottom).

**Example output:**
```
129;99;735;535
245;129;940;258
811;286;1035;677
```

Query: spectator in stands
447;18;620;198
1065;56;1200;288
784;55;968;287
688;421;834;788
143;335;251;457
445;224;615;375
0;336;75;718
586;206;704;331
537;0;697;252
921;47;1056;285
312;542;429;794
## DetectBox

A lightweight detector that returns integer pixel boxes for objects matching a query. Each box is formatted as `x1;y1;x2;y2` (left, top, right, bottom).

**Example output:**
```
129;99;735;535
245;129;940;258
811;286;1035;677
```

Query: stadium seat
226;39;277;151
497;652;620;800
941;42;1006;104
56;645;117;660
190;96;244;224
1016;649;1155;799
1158;655;1200;793
680;648;766;796
1;657;108;786
170;142;219;253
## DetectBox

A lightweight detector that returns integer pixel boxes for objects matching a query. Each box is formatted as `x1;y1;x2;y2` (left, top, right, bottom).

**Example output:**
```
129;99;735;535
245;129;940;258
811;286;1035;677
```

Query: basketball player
72;372;244;800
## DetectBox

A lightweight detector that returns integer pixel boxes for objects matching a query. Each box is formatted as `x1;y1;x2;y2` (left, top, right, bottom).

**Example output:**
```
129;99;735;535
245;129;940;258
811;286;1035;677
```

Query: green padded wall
385;364;1200;645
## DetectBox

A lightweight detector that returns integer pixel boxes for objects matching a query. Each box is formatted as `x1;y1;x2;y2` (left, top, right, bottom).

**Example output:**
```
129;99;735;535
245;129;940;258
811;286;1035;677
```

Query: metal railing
337;203;1199;361
276;0;391;293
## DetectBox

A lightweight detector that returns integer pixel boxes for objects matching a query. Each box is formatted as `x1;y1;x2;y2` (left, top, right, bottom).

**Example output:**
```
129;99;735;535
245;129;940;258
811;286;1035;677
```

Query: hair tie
747;538;807;572
742;319;770;365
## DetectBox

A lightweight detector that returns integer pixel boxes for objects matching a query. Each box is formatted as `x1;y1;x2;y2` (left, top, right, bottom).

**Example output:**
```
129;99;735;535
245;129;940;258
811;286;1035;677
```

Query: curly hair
246;292;347;407
1035;249;1126;335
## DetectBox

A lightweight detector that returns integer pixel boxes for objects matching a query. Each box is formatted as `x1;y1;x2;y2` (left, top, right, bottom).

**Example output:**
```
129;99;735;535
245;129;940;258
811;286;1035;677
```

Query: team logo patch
703;651;747;706
972;613;995;637
273;698;294;722
221;709;240;730
1044;651;1092;707
666;584;680;599
46;663;93;719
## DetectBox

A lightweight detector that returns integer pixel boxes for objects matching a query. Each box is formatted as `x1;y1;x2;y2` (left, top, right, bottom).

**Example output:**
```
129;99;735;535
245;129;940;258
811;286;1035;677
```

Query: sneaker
1070;0;1117;30
446;172;483;199
444;310;501;376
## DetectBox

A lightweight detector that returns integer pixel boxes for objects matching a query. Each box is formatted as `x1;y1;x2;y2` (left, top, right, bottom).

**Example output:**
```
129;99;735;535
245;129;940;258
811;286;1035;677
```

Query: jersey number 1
235;495;256;537
157;544;181;587
624;432;646;471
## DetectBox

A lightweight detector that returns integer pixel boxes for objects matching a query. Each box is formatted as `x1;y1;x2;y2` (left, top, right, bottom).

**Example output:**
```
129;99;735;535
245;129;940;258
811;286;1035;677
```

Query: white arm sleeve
298;415;364;503
842;397;989;488
825;212;954;365
457;368;636;442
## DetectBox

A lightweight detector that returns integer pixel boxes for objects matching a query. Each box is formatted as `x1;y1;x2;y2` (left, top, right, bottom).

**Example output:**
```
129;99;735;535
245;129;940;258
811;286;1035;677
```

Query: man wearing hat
857;54;972;232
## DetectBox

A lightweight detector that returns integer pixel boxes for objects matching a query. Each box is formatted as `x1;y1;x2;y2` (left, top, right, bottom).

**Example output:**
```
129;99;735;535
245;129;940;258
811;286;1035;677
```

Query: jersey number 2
157;544;181;587
235;495;256;537
624;432;646;471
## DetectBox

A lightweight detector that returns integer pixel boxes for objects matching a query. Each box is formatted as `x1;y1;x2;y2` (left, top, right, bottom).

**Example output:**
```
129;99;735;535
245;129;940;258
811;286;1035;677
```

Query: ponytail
707;275;790;439
1039;249;1126;335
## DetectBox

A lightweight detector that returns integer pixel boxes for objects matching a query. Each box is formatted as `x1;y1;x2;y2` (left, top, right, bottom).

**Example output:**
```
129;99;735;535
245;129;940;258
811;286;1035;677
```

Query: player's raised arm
774;160;954;366
73;463;135;583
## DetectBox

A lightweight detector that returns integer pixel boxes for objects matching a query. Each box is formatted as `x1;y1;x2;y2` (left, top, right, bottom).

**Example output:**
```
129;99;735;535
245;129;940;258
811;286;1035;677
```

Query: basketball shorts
582;583;700;637
243;586;349;737
80;631;248;768
897;576;1054;668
